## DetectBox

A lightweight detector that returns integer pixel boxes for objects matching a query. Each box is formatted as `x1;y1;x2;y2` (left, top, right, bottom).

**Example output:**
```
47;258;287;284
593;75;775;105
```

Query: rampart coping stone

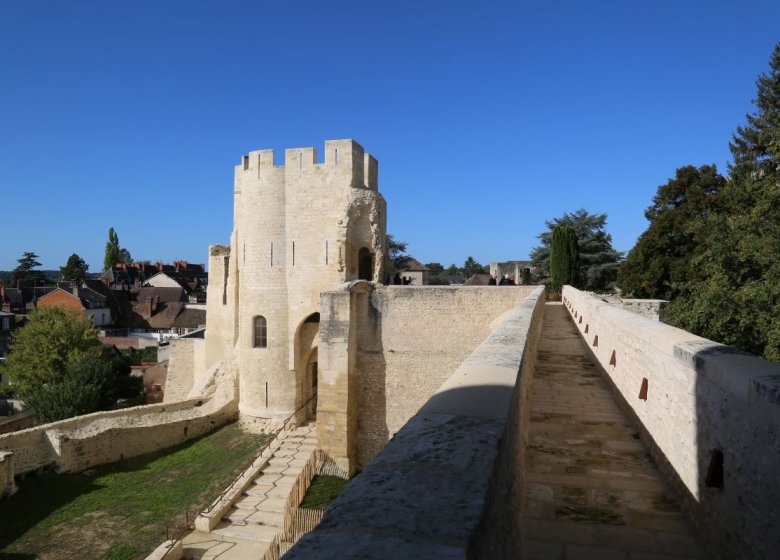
284;286;545;559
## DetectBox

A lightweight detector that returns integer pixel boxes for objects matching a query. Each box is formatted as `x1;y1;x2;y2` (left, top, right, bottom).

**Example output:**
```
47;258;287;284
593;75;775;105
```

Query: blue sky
1;1;779;272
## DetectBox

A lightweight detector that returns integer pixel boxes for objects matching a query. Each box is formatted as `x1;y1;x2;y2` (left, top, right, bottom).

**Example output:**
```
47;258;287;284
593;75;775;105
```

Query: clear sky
1;1;779;272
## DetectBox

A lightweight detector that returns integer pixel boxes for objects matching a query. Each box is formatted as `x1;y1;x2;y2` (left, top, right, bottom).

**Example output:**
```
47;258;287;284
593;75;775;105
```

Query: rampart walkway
522;303;704;559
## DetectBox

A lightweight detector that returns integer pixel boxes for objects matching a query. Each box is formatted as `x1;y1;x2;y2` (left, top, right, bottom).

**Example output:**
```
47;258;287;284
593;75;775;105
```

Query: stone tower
203;139;387;425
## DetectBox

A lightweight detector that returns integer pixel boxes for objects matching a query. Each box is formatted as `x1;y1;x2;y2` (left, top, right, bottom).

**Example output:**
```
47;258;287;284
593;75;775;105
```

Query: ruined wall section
356;285;536;467
563;286;780;560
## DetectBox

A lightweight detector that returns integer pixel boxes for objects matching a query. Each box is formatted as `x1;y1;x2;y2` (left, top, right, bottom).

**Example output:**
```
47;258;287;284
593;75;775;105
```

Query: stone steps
181;423;319;559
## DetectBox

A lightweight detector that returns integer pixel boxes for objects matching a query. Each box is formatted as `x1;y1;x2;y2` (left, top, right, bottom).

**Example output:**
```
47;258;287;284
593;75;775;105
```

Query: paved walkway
522;303;704;560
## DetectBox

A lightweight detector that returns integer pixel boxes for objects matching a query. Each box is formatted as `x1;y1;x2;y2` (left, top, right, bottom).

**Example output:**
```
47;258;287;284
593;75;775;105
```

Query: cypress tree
550;225;579;291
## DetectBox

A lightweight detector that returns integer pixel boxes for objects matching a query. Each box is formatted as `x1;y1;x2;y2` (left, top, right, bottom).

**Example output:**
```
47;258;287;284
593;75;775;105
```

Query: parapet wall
288;287;545;558
562;286;780;560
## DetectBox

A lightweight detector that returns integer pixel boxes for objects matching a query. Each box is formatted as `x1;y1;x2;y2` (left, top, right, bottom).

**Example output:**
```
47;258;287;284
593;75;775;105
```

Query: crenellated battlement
236;139;377;190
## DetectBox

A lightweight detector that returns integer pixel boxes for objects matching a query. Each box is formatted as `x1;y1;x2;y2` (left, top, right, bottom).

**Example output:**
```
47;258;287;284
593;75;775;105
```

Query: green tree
664;44;780;360
6;307;137;421
618;165;725;299
463;256;485;278
104;227;122;271
387;234;411;270
11;251;45;288
531;209;622;291
445;264;462;276
425;262;445;277
550;226;579;290
60;253;90;284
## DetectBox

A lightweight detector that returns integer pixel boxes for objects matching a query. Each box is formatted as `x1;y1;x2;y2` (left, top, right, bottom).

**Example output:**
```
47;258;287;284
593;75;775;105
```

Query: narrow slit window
271;242;274;267
325;241;329;265
335;148;339;165
254;316;268;348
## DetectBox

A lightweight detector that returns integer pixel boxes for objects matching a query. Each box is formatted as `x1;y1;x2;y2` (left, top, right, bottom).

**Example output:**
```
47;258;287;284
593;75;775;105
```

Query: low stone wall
0;382;238;480
563;286;780;560
286;286;545;558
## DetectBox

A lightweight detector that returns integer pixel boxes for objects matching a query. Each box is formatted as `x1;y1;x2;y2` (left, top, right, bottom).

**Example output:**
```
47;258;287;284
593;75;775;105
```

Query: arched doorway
294;313;320;423
358;247;373;281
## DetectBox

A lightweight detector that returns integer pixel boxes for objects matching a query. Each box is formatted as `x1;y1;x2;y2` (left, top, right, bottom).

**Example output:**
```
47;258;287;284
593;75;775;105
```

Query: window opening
254;316;268;348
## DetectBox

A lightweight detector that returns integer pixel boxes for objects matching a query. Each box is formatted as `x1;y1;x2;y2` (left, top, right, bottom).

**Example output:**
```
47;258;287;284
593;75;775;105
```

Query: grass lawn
0;423;270;560
298;475;351;510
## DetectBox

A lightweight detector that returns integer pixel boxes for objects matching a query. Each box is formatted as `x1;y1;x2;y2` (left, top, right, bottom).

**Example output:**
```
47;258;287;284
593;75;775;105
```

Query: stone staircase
182;424;318;560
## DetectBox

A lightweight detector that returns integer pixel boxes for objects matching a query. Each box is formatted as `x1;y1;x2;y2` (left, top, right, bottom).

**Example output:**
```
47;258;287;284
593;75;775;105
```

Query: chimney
157;261;164;271
0;285;5;301
145;296;154;317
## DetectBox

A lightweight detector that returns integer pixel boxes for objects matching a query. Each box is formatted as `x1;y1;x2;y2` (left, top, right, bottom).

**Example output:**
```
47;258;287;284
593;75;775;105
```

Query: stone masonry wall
0;387;237;480
354;285;536;468
287;287;545;558
563;286;780;560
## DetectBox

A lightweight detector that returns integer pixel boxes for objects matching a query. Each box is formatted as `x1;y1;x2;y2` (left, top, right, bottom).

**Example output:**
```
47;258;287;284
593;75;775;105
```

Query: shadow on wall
355;291;388;470
284;384;523;559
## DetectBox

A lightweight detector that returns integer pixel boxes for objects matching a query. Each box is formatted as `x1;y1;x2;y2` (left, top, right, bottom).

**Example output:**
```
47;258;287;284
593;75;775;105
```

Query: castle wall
317;284;538;472
563;286;780;560
355;285;537;468
286;287;546;559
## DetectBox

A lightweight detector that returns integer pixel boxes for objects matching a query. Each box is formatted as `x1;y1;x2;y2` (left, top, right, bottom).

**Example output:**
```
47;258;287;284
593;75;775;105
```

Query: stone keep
203;139;387;423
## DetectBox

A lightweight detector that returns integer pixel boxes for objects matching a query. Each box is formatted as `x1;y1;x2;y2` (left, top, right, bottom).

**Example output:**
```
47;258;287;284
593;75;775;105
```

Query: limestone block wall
355;285;536;468
286;286;545;559
563;286;780;560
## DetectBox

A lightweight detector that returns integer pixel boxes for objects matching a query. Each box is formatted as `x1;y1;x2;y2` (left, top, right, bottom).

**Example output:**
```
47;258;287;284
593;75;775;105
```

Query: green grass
299;475;350;510
0;423;270;560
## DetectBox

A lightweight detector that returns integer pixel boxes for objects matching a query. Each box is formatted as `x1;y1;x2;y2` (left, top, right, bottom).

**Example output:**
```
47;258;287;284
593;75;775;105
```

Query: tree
425;262;445;277
618;165;725;299
60;253;90;284
531;209;622;292
387;234;411;270
446;264;462;276
11;251;45;288
664;43;780;360
463;256;485;278
104;227;124;271
5;307;138;422
550;225;579;290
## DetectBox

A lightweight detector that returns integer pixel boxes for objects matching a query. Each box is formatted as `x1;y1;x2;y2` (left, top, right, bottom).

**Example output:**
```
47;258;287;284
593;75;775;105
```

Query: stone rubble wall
285;286;545;559
598;293;668;321
0;374;238;481
562;286;780;560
